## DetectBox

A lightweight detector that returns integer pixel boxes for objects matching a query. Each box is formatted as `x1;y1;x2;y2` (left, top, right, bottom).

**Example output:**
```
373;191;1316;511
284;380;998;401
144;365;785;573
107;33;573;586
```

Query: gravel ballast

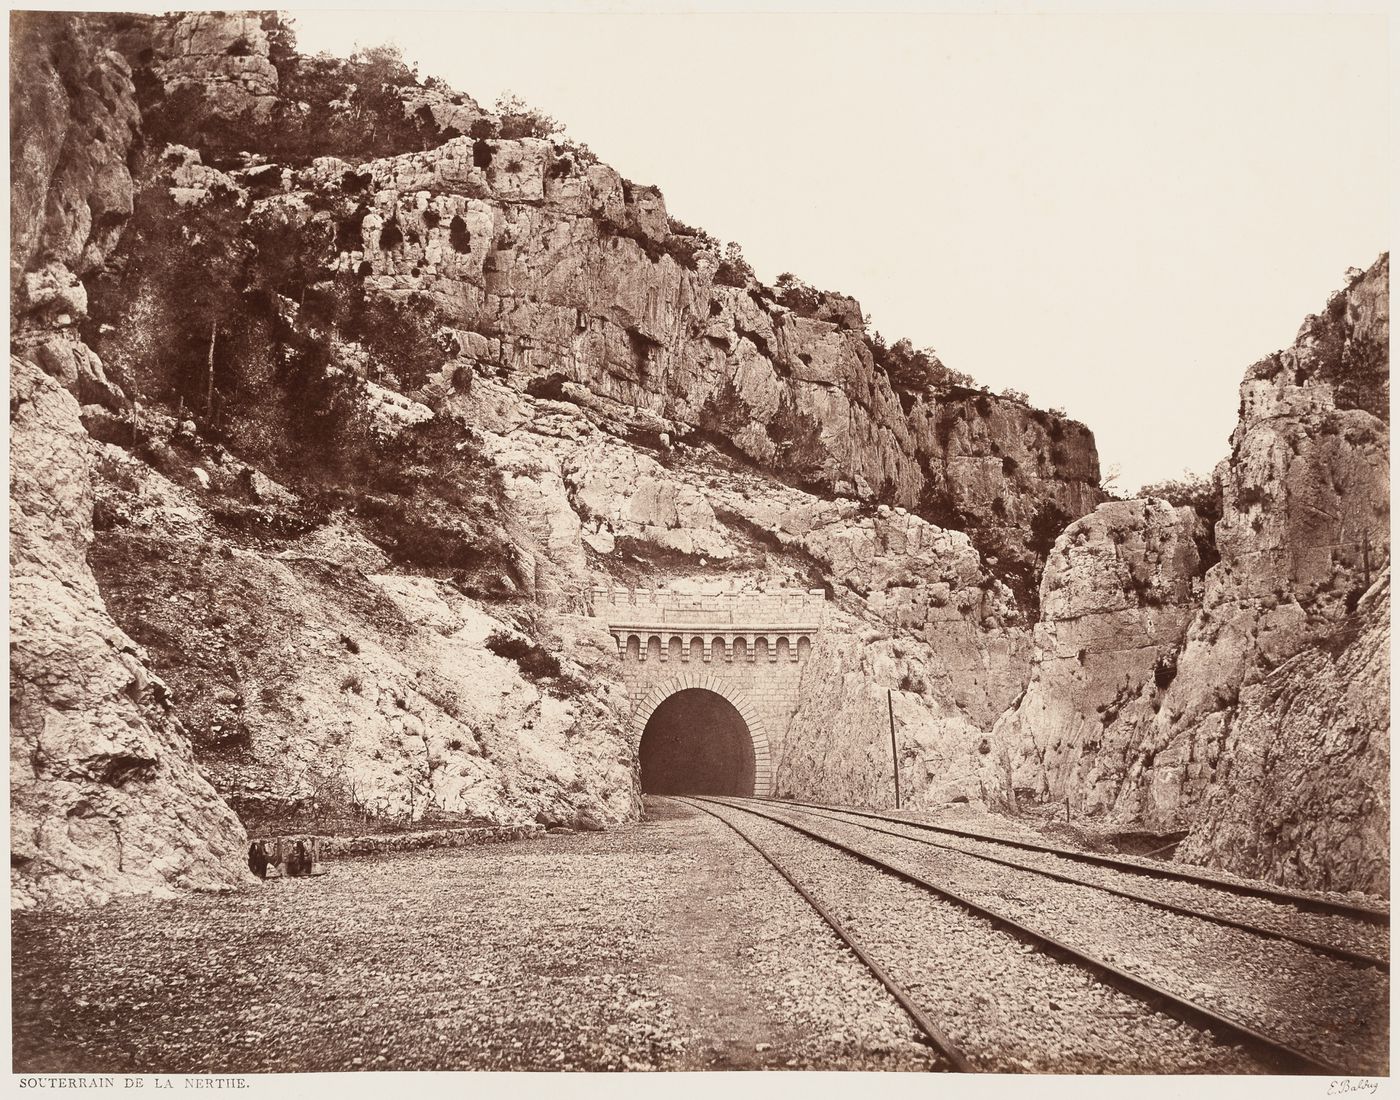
733;798;1388;1074
784;801;1389;959
695;799;1267;1073
857;800;1389;919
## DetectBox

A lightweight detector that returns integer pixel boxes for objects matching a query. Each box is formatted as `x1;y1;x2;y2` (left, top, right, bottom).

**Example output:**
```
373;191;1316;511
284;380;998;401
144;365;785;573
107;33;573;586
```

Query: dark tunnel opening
639;688;756;796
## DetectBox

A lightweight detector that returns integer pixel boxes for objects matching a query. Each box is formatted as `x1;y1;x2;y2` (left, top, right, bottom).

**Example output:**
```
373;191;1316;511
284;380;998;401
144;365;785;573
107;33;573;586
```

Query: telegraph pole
887;689;902;810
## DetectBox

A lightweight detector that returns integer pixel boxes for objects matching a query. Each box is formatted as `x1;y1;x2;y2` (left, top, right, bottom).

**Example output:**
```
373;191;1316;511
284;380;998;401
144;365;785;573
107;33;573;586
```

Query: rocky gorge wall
10;10;1086;907
8;9;1387;906
988;256;1390;893
10;355;251;909
987;498;1210;815
99;9;1102;598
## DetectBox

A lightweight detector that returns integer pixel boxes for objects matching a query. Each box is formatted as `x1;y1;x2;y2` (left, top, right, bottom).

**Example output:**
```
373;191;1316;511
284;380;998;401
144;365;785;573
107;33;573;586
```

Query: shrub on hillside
660;217;720;271
868;334;975;396
713;242;755;288
494;92;564;139
1140;472;1222;528
485;629;562;679
135;20;456;165
774;273;822;317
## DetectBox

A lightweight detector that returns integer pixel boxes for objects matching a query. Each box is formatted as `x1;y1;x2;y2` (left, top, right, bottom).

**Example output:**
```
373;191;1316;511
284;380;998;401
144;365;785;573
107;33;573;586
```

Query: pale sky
288;5;1389;492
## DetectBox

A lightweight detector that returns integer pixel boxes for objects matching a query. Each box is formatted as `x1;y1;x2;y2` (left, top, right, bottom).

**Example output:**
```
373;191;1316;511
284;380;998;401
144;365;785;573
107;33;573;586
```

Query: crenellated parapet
590;586;825;664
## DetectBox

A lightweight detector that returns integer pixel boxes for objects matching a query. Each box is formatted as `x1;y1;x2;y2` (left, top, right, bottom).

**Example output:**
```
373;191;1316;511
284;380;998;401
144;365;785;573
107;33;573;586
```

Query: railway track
744;799;1387;970
681;796;973;1072
682;795;1384;1075
762;796;1389;924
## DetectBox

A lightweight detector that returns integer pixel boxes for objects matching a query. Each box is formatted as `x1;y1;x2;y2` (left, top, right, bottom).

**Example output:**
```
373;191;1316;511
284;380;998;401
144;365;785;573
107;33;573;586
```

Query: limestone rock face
307;134;1102;568
446;380;1038;806
789;502;1030;726
10;10;139;381
123;11;280;124
85;435;637;838
907;392;1102;601
10;357;251;909
79;6;1099;584
984;256;1389;893
778;626;989;808
1121;256;1389;833
10;12;137;426
987;499;1207;813
14;10;1381;905
560;440;735;561
1174;573;1389;894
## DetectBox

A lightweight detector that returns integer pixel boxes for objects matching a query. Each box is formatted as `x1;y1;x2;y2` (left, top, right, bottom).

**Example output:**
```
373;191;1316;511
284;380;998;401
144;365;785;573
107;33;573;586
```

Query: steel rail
698;796;1344;1076
678;797;975;1072
741;799;1387;971
758;796;1390;925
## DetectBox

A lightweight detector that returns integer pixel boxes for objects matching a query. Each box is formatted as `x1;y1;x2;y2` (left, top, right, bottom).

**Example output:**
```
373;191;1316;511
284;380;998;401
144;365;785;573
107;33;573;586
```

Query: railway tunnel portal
592;587;827;797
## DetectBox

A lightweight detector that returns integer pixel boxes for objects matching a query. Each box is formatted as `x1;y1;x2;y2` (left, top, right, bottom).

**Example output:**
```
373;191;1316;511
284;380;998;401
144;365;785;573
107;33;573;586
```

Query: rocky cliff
10;355;251;909
989;255;1390;893
1174;571;1388;892
9;9;1385;906
92;10;1101;600
11;13;253;909
11;10;1095;907
988;498;1209;814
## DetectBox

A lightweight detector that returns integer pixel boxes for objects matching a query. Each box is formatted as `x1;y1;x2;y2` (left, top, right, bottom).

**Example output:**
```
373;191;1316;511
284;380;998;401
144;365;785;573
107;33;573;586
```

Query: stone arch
632;673;773;797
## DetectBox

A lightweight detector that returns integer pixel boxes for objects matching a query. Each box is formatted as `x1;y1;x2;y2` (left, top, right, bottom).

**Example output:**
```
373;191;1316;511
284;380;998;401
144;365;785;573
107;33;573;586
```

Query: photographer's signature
1328;1080;1379;1096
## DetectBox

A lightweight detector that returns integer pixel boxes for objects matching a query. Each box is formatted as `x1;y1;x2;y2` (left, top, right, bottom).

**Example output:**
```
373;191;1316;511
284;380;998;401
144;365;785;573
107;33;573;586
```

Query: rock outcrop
86;10;1102;600
1174;572;1389;893
10;11;137;410
302;139;1102;584
10;357;251;909
134;10;280;124
988;255;1389;892
1127;255;1389;837
10;13;139;310
82;399;638;837
988;499;1208;813
9;9;1384;905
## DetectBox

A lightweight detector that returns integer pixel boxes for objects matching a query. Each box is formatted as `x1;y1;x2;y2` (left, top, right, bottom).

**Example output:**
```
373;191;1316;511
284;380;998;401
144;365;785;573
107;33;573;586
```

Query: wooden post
205;321;217;416
887;689;901;810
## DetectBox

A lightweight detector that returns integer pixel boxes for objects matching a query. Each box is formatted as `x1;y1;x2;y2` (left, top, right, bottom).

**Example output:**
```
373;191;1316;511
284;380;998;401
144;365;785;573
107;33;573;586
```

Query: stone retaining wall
253;824;544;875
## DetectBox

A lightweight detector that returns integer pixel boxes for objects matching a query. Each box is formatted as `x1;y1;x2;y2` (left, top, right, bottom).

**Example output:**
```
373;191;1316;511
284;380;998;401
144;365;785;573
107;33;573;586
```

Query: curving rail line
760;796;1389;925
691;795;1348;1075
739;799;1386;970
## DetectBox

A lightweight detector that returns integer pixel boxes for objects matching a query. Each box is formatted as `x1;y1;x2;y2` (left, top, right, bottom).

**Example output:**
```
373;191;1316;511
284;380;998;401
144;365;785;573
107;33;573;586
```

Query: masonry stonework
591;588;827;797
